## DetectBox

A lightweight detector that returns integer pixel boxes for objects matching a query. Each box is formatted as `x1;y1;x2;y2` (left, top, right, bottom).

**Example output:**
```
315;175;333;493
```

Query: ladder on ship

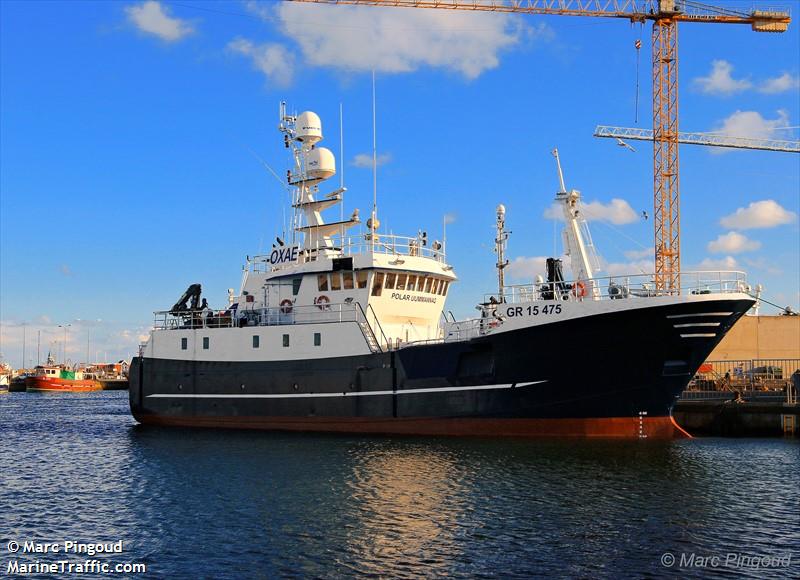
358;320;381;353
355;303;385;354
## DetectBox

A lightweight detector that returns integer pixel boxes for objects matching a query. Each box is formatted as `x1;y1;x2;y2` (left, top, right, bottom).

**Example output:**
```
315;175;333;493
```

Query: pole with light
58;324;71;366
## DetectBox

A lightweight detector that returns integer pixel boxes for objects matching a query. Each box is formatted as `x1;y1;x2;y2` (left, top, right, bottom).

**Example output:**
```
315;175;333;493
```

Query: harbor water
1;391;798;578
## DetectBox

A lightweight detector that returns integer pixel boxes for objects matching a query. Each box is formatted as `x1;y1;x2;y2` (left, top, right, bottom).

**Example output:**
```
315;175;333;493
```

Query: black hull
130;298;752;437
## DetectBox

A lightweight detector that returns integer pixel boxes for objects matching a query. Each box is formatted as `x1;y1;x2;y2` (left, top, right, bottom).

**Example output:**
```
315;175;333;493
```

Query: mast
278;102;359;264
552;149;601;300
495;204;509;300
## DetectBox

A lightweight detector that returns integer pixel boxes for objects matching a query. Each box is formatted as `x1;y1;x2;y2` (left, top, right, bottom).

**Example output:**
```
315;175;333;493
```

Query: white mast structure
494;204;509;300
279;103;359;262
552;148;601;300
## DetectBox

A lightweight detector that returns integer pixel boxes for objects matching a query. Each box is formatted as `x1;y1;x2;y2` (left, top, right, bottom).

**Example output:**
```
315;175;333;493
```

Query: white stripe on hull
146;380;547;400
665;312;733;319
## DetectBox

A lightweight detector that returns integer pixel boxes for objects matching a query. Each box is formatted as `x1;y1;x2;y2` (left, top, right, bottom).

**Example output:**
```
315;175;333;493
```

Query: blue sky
1;0;798;367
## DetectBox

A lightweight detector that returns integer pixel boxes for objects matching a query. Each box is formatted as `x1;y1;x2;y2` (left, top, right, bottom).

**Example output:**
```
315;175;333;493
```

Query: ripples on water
1;392;798;578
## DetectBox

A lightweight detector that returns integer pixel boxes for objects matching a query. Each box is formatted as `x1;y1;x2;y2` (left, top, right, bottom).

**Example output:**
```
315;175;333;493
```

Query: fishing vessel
0;363;10;394
26;355;103;392
129;104;754;438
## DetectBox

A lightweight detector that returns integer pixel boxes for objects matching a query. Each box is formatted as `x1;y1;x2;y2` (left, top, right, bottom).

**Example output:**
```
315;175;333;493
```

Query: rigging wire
634;28;642;124
748;293;796;313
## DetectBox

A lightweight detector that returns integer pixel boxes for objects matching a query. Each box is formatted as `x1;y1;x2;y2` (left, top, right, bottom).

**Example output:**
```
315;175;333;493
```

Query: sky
1;0;798;368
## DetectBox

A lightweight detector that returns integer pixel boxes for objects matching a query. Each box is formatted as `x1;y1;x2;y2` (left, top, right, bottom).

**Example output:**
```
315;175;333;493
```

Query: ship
129;104;754;438
26;354;103;393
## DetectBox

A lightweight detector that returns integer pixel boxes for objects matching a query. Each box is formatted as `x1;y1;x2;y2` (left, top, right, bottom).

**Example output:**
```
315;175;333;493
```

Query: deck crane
286;0;791;293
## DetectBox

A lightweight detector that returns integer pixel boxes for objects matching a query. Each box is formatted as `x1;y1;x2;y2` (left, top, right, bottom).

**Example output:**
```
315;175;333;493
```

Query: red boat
26;366;102;392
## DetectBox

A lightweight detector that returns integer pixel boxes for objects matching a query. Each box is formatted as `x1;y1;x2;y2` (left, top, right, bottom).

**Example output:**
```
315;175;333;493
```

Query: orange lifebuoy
572;281;587;298
315;295;330;310
280;299;293;314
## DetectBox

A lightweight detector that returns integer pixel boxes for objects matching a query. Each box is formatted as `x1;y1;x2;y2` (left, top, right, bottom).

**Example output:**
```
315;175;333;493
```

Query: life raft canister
315;295;330;310
572;281;587;299
280;299;293;314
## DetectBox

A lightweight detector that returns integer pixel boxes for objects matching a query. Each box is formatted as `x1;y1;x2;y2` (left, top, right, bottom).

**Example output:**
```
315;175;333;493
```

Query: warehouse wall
709;315;800;360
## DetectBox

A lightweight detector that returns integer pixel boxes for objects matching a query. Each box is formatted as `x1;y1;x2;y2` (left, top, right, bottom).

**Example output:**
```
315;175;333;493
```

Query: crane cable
634;34;642;124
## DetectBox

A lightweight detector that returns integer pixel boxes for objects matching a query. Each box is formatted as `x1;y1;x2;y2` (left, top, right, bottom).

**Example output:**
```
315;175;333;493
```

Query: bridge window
357;271;368;289
385;273;396;290
314;332;321;346
318;274;329;291
431;278;440;295
282;334;290;347
181;337;188;350
202;337;210;350
292;278;302;295
440;281;449;295
371;272;384;296
331;272;342;291
252;335;259;348
343;272;354;290
396;274;407;291
424;277;433;293
407;275;417;291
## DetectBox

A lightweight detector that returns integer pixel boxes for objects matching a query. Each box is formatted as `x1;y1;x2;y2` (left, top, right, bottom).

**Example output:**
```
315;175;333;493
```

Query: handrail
248;231;447;273
365;302;389;351
488;270;749;303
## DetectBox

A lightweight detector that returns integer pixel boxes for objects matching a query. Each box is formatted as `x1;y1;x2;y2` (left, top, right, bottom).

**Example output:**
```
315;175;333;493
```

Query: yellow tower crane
286;0;791;293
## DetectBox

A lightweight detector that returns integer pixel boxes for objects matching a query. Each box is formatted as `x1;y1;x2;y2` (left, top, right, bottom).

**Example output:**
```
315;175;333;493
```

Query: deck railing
249;232;447;273
153;302;391;351
490;270;749;303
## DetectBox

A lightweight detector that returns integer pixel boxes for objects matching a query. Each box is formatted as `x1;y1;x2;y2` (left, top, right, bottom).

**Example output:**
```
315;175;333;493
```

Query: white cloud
707;231;761;254
742;257;782;276
693;60;751;95
544;198;638;225
272;4;543;79
696;256;740;270
623;247;653;260
720;200;797;230
351;152;392;168
713;109;790;140
125;1;193;42
227;38;295;87
759;72;800;94
603;259;653;277
507;256;548;281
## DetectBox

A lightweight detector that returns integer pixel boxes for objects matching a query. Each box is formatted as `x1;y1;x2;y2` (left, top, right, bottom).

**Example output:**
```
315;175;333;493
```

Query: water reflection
2;392;798;579
343;442;469;577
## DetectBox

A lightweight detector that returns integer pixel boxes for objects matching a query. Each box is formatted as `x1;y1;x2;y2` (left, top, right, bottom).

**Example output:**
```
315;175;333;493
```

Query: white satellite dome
306;147;336;181
295;111;323;144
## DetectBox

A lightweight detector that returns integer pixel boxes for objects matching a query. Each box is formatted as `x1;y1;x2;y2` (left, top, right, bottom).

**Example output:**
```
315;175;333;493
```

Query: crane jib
285;0;790;29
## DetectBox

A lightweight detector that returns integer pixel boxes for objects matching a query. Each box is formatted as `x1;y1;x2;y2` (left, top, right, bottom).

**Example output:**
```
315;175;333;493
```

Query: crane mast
287;0;791;293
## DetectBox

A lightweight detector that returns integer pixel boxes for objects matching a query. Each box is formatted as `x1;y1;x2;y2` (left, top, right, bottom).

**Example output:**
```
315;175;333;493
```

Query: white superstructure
142;105;457;362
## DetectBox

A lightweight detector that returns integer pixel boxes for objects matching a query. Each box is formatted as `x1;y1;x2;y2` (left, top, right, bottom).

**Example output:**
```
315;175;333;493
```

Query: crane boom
285;0;791;292
595;126;800;153
288;0;789;27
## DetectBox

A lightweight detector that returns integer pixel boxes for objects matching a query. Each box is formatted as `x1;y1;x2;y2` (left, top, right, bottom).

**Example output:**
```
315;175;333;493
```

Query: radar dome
295;111;323;144
306;147;336;181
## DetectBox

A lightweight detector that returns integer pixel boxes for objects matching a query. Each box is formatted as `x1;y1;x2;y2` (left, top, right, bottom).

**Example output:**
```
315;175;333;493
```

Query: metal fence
681;358;799;402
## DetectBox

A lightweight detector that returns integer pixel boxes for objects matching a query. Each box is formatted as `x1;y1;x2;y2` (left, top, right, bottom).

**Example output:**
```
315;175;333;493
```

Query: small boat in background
26;365;103;392
0;366;10;393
